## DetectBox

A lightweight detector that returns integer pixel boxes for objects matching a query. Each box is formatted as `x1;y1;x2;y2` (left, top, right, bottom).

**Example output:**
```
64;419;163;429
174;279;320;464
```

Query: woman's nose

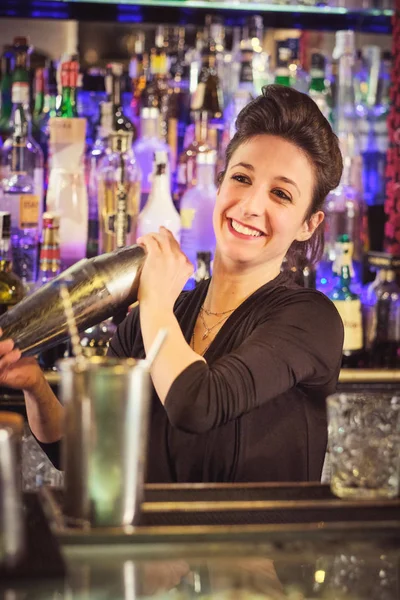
239;187;266;217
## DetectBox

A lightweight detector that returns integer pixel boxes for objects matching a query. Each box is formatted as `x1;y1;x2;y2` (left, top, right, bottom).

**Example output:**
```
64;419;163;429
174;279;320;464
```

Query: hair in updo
219;84;343;268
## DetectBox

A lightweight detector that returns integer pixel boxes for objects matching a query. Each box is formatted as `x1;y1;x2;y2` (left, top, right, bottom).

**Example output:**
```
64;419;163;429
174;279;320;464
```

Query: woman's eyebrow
275;176;301;197
230;162;254;171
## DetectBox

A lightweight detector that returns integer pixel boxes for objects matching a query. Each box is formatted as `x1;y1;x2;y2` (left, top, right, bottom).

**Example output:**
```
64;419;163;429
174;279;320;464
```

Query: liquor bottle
129;32;148;121
98;131;141;254
274;42;292;87
363;253;400;369
0;46;14;142
333;30;362;191
358;46;390;209
141;28;171;142
286;38;309;93
309;52;331;122
136;149;180;241
317;158;364;295
191;25;224;123
329;235;365;368
32;67;45;130
36;212;61;288
180;150;217;290
105;62;136;138
0;211;24;315
46;55;88;269
175;110;211;207
1;38;44;288
133;107;170;210
86;101;113;258
58;60;79;118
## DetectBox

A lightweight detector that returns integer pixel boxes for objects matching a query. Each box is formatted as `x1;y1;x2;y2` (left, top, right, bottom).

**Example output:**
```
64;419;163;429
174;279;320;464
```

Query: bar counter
2;486;400;599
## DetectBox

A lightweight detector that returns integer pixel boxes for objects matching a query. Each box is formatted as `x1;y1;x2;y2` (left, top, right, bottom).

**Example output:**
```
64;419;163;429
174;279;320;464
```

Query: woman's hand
0;331;44;393
137;227;193;311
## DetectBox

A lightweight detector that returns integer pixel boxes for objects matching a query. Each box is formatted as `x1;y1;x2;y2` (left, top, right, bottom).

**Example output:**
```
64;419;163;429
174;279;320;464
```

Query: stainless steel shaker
58;356;151;528
0;244;146;356
0;412;25;567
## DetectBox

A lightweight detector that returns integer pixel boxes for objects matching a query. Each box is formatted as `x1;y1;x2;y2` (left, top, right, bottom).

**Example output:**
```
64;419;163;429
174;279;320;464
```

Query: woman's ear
296;211;324;242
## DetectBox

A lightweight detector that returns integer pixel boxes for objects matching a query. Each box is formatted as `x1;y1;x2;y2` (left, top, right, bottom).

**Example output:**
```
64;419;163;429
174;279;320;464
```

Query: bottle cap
43;212;60;229
141;107;159;120
197;150;216;165
333;30;355;59
0;211;11;240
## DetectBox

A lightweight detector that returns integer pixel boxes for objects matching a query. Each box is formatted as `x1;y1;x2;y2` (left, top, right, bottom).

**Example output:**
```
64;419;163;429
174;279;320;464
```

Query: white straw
144;329;168;368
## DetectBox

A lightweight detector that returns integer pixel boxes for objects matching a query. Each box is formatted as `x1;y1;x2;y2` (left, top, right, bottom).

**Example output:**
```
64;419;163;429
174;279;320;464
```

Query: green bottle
329;234;365;368
58;60;79;118
274;42;291;87
0;46;14;142
32;67;45;127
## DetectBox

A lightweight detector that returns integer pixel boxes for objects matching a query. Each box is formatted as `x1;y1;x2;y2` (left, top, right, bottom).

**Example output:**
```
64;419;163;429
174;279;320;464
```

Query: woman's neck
204;252;282;313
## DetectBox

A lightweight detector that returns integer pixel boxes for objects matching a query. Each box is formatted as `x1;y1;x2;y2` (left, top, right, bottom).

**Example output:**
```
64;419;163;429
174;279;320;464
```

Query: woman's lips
227;218;266;240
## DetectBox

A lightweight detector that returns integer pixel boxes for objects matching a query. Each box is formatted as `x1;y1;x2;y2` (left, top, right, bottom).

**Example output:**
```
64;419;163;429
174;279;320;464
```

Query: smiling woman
0;85;345;486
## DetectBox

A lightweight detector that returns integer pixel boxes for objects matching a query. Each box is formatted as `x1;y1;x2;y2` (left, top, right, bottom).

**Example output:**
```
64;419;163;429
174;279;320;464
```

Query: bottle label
49;117;86;145
191;82;206;111
20;195;40;229
181;208;196;229
334;298;363;351
11;82;29;105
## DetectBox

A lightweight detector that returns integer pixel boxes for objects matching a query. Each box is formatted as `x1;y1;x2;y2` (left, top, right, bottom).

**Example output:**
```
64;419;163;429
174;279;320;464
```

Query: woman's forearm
23;374;64;443
139;302;206;405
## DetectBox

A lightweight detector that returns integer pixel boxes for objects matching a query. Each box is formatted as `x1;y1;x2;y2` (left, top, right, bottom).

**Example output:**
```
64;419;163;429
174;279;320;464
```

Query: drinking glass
327;392;400;499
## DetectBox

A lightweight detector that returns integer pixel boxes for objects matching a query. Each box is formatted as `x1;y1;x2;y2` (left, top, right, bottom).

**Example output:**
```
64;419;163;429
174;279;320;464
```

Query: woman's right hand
0;330;44;393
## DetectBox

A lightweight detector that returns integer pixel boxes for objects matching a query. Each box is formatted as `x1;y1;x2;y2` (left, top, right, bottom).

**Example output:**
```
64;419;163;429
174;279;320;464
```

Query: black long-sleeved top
107;272;344;483
38;272;343;481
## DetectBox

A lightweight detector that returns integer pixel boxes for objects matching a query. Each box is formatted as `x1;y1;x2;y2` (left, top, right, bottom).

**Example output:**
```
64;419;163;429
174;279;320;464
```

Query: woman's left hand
137;227;193;311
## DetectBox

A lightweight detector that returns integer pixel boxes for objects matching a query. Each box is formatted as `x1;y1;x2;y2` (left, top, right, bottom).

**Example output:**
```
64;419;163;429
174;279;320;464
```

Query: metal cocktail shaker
0;245;146;356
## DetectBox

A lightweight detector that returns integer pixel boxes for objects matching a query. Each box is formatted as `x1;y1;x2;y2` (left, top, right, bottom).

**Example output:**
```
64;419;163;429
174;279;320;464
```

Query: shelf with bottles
1;0;393;33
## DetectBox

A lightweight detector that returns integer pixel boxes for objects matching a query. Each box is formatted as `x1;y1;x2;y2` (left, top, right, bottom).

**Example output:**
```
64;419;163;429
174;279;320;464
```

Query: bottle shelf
2;1;393;33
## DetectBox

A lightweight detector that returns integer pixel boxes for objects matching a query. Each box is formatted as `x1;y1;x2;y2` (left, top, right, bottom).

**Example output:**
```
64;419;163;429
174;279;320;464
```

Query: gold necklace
200;305;236;317
198;309;231;340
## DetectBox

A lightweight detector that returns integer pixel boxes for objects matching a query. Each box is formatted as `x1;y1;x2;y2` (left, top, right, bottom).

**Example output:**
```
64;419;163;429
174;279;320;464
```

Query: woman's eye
231;174;250;184
272;189;292;202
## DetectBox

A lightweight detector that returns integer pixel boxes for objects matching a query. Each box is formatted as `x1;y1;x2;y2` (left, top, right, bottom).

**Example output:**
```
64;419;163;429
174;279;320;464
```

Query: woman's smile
227;217;266;240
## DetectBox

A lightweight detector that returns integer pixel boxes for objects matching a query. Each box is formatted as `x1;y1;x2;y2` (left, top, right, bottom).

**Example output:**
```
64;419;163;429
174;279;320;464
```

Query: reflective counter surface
2;529;400;599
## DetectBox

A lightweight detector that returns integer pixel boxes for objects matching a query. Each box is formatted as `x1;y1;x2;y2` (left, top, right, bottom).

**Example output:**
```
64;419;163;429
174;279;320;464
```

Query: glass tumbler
327;392;400;499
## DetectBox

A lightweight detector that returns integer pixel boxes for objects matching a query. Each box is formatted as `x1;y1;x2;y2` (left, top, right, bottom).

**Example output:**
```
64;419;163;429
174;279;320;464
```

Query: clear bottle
129;32;148;122
98;131;141;254
136;149;180;241
286;38;310;93
176;110;211;207
180;150;217;290
133;107;170;210
0;45;14;143
36;212;61;288
329;235;365;368
1;38;44;288
86;101;113;258
357;46;390;208
0;211;25;314
317;157;365;294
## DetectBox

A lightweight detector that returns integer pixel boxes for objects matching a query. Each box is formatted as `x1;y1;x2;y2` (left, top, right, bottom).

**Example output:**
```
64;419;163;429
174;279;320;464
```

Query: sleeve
107;304;142;358
31;434;62;470
164;293;344;435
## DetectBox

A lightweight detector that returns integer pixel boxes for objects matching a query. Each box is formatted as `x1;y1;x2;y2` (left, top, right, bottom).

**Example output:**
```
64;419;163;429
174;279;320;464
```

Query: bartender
0;85;344;483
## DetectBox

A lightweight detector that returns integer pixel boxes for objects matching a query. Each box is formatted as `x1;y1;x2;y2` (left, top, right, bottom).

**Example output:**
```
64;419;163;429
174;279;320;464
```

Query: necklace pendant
202;331;209;340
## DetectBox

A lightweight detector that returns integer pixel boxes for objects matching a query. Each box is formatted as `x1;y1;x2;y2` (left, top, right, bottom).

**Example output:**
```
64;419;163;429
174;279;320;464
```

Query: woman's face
213;134;324;271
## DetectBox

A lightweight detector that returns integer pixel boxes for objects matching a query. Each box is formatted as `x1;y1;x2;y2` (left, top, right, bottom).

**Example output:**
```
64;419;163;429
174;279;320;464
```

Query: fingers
0;348;21;372
0;338;15;357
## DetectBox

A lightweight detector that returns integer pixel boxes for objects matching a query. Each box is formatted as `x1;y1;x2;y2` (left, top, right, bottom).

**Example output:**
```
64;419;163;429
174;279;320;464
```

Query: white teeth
230;219;262;237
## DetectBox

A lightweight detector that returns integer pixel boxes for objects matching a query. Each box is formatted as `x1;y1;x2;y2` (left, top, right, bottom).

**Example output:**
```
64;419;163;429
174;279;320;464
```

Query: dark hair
219;84;343;268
